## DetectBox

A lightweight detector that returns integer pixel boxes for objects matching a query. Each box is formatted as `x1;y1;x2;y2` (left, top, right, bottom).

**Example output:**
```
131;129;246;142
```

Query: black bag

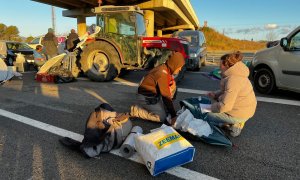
55;75;75;83
48;66;75;83
180;97;233;147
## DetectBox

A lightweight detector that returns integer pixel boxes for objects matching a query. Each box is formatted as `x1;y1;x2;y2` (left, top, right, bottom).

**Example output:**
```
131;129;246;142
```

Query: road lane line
256;97;300;106
178;88;209;95
3;97;74;114
112;81;138;87
0;109;82;141
112;81;300;107
0;109;217;180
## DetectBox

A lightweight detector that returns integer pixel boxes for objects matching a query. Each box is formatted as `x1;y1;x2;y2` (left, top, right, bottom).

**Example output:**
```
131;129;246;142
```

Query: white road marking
178;88;209;95
112;81;138;86
3;97;73;113
0;109;217;180
113;81;300;107
256;97;300;106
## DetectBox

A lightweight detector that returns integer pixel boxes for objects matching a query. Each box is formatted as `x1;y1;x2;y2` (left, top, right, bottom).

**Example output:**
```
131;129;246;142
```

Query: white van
251;26;300;94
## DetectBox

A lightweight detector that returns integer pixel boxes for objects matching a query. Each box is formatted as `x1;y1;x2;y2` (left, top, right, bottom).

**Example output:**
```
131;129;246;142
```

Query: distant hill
201;27;266;51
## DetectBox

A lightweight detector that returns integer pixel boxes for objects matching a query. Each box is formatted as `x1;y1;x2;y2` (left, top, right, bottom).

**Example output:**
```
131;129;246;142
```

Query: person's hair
36;45;43;50
220;51;243;68
48;28;54;33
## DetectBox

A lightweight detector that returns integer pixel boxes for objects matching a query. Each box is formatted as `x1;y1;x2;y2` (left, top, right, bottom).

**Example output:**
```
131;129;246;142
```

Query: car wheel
193;58;201;71
80;41;121;82
200;55;206;66
7;57;14;66
23;62;30;71
254;68;276;94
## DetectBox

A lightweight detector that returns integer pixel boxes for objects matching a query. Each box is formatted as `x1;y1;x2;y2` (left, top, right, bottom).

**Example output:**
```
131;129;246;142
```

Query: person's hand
207;92;216;99
170;116;177;126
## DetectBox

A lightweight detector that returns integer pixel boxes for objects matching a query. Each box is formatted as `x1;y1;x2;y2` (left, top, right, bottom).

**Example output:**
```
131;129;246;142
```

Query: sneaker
229;122;245;137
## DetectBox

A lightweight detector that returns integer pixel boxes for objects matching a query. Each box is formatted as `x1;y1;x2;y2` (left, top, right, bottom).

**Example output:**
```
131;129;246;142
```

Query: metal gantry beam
31;0;200;36
56;0;87;8
79;0;98;6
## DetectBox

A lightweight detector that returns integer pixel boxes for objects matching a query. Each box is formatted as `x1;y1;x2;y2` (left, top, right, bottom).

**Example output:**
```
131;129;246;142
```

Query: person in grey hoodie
41;28;58;59
206;51;257;137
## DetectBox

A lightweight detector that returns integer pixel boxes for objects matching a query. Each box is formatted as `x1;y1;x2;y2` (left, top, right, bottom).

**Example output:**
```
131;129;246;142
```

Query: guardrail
207;51;255;63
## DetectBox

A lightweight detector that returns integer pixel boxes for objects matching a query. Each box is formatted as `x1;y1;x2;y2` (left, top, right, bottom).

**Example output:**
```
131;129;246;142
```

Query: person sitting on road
130;51;185;123
206;51;257;137
33;45;47;70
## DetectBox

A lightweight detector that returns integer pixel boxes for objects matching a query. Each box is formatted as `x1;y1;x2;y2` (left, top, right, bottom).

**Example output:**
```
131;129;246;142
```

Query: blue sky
191;0;299;40
0;0;299;40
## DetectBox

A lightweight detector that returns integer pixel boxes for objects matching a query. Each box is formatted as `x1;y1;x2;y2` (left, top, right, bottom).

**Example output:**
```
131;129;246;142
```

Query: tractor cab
94;6;146;66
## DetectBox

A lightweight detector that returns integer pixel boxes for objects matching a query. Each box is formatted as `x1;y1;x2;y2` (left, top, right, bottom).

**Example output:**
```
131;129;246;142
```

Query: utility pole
51;6;56;33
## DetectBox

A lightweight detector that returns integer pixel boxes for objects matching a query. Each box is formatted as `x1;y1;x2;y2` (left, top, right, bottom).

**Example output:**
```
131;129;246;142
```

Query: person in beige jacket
206;52;257;137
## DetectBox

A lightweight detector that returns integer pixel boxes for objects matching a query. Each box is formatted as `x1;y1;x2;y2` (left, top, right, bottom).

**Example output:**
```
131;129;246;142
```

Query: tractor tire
80;41;121;82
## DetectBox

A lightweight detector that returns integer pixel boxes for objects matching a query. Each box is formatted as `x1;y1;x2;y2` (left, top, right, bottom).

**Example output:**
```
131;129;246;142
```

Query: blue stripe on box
153;147;195;176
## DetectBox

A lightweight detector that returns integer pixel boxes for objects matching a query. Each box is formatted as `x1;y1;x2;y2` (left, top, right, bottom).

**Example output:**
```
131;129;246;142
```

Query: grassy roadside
201;27;266;51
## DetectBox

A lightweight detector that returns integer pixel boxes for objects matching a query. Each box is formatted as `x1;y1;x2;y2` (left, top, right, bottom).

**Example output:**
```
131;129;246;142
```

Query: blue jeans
206;112;247;127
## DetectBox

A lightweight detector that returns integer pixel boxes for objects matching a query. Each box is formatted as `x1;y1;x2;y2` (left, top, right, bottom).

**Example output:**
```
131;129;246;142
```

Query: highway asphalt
0;65;299;180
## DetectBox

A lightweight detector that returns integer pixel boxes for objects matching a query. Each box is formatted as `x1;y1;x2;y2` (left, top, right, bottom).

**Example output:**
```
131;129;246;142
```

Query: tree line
0;23;34;43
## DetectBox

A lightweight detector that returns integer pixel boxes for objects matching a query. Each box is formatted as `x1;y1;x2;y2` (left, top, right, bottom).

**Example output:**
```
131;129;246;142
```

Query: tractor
79;5;189;81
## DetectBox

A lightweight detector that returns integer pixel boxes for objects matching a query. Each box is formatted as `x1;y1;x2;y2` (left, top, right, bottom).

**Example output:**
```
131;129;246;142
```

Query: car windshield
30;37;40;44
6;42;33;50
180;35;199;47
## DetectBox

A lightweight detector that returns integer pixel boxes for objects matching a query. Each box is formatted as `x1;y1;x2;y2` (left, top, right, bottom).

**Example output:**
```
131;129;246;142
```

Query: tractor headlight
189;53;197;58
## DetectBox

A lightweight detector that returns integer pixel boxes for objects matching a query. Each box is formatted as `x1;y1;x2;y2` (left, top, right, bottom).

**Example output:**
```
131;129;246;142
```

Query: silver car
251;26;300;94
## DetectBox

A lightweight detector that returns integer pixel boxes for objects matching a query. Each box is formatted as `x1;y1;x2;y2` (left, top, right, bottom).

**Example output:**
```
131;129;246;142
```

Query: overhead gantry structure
31;0;199;36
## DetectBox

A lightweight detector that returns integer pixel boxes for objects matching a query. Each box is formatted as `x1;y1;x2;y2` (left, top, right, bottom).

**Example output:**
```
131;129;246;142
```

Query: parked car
28;36;66;54
250;26;300;94
173;30;207;71
266;40;279;48
0;41;35;68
